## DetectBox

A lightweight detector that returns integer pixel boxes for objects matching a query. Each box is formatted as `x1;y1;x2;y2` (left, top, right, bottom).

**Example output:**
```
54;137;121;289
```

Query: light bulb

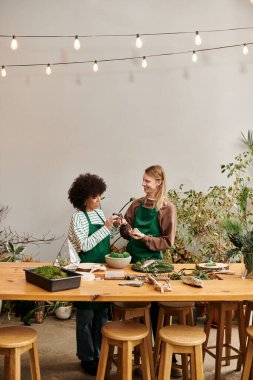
136;34;142;48
243;43;249;55
93;61;98;72
195;31;202;46
192;51;197;63
46;64;52;75
142;56;147;68
11;35;18;50
1;66;6;77
74;35;81;50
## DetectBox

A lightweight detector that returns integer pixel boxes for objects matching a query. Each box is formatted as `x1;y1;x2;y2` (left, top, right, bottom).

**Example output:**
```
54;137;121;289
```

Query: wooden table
0;262;253;302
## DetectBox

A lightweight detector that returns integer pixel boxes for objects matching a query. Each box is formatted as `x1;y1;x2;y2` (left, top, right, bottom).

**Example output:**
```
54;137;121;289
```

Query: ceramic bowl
105;254;132;269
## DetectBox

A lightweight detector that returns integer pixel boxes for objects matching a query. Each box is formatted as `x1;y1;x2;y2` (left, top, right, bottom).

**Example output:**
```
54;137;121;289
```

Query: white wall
0;0;253;261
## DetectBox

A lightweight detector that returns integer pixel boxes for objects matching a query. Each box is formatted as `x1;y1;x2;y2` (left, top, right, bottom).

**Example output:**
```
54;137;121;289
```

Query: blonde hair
145;165;168;209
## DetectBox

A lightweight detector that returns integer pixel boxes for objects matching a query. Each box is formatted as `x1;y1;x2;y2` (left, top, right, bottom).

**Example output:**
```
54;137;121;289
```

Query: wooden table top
0;262;252;302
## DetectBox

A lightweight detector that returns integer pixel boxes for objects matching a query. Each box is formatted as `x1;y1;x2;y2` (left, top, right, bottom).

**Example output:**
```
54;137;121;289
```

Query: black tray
24;268;81;292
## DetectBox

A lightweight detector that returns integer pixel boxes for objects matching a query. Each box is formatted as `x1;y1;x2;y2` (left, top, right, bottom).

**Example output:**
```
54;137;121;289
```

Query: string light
192;50;197;62
142;56;147;68
11;35;18;50
93;60;98;72
243;43;249;55
74;35;81;50
135;34;142;48
46;64;52;75
1;66;6;77
1;41;253;75
195;31;202;46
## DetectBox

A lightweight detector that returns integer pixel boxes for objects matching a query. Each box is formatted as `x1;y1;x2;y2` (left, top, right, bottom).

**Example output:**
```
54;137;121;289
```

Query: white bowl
105;254;132;269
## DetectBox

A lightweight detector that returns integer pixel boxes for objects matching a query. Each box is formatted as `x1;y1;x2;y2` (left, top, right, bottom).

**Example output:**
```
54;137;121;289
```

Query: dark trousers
76;307;108;361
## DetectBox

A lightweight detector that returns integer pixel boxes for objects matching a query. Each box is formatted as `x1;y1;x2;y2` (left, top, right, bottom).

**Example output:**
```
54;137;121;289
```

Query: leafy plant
1;240;26;262
168;130;253;263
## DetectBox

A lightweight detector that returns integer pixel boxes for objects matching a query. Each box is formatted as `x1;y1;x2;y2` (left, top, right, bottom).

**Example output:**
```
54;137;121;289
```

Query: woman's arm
68;211;111;252
119;199;142;240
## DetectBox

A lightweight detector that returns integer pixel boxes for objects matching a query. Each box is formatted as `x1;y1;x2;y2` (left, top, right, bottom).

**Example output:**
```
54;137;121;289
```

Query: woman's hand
113;217;128;227
105;215;118;229
129;228;144;239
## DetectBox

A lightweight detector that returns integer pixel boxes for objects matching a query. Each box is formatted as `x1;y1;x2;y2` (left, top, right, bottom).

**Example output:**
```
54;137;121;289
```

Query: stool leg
4;354;11;380
29;341;41;380
242;338;253;380
105;345;115;380
203;302;213;360
237;302;246;371
154;308;165;374
8;348;20;380
143;308;155;380
225;309;232;366
96;337;110;380
194;345;204;380
158;342;173;380
122;341;132;380
215;303;225;380
117;347;122;380
189;348;196;380
140;338;151;380
179;310;189;380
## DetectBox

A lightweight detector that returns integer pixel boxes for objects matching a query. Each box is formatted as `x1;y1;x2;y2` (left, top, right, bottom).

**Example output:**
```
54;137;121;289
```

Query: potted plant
223;219;253;278
54;301;73;320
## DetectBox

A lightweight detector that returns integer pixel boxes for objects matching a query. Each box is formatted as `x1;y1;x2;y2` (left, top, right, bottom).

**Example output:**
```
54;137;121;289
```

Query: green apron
78;210;110;264
76;210;110;309
126;201;163;263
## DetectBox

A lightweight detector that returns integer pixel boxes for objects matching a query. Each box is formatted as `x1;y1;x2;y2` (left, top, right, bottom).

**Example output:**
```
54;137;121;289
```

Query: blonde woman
120;164;177;263
120;165;181;377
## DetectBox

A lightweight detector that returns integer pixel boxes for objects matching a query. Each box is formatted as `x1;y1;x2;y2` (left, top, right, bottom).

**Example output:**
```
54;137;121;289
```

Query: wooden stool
203;301;246;380
112;302;155;380
153;301;195;377
96;320;151;380
0;326;41;380
245;301;253;328
157;325;205;380
242;326;253;380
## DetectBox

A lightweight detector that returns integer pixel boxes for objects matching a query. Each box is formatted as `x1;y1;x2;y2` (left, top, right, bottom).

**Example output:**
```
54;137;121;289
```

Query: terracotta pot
34;310;44;323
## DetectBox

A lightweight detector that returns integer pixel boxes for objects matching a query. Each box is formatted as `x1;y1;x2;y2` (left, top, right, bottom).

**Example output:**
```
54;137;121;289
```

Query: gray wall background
1;0;253;261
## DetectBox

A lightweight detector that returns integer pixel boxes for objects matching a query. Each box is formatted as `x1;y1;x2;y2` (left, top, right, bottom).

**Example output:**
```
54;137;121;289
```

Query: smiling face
142;173;161;199
85;195;101;211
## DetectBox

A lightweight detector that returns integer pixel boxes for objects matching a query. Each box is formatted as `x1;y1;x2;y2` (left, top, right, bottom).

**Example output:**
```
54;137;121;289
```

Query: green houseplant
167;131;253;264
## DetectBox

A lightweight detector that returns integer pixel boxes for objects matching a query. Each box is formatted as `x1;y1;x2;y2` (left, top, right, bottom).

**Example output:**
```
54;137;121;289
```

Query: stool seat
112;301;154;380
159;301;195;308
160;325;206;346
0;326;37;348
0;326;41;380
103;320;148;341
154;300;195;378
158;325;205;380
96;320;151;380
113;301;151;309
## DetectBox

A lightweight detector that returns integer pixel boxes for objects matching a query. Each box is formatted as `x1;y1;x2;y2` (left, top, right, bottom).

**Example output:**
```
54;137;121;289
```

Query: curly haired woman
68;173;119;376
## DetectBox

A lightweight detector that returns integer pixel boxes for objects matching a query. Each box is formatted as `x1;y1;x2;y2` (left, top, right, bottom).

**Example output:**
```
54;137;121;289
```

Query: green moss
34;266;67;279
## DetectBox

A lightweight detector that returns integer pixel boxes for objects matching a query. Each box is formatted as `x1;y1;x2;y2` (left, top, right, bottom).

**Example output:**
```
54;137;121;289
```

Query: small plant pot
34;310;44;324
55;305;72;320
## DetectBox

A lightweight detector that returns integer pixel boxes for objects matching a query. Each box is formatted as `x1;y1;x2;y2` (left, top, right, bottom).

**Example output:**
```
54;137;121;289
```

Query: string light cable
1;41;252;76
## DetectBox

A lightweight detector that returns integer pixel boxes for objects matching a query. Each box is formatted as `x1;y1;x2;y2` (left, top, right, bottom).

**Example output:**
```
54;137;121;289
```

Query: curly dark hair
68;173;107;210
